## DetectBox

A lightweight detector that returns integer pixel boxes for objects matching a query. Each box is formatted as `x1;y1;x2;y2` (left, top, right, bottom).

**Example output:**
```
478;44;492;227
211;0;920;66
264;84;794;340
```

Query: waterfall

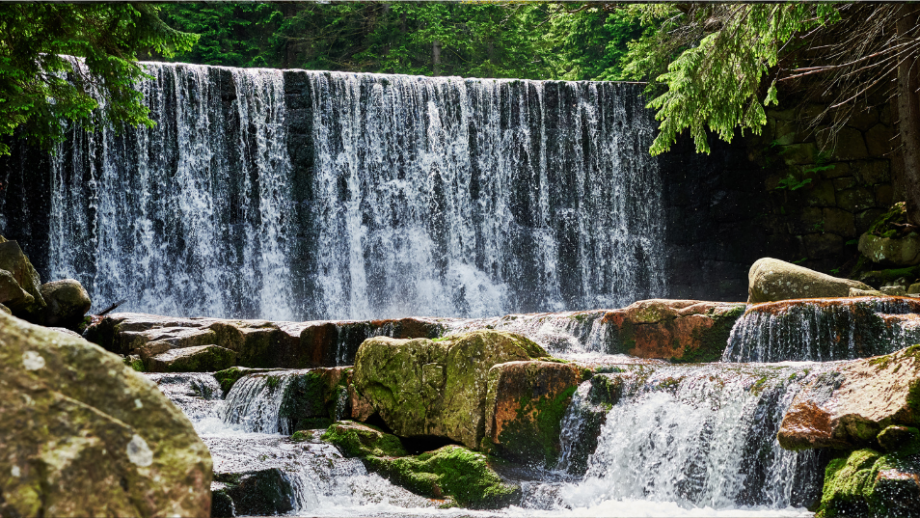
555;364;829;511
723;297;920;362
11;61;666;320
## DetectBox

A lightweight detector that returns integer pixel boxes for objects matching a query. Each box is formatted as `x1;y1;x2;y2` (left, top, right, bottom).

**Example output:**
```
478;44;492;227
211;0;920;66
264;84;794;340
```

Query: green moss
490;384;578;466
322;421;407;458
125;358;144;372
214;367;245;393
75;316;91;334
265;375;282;390
366;445;520;509
816;436;920;518
291;431;312;442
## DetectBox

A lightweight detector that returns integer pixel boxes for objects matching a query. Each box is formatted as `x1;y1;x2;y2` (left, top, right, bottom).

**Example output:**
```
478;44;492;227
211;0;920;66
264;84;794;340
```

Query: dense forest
156;2;649;81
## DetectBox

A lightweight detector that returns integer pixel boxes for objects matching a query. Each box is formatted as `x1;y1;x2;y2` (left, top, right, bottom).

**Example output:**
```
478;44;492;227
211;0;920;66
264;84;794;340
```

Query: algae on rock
0;311;212;518
352;330;550;449
321;421;519;509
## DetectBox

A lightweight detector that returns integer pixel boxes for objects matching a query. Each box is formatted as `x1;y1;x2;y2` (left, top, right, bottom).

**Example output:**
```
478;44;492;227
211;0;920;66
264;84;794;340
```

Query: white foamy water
39;61;665;321
147;364;818;518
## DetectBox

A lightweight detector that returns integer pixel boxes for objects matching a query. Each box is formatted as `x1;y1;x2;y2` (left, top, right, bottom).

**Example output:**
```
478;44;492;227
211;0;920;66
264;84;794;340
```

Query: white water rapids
148;362;819;517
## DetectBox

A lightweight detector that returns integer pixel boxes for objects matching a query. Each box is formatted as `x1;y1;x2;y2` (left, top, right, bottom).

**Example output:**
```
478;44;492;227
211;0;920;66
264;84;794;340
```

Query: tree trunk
896;4;920;226
433;39;441;76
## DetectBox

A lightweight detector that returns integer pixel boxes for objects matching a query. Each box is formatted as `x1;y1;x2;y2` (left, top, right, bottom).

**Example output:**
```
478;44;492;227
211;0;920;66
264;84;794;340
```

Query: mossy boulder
212;469;294;517
859;232;920;267
353;330;550;449
0;311;212;518
364;445;520;509
0;269;35;315
748;257;872;303
779;345;920;451
38;279;92;328
278;367;351;432
321;421;407;457
482;361;583;466
0;240;45;318
144;344;237;373
816;434;920;517
598;299;746;361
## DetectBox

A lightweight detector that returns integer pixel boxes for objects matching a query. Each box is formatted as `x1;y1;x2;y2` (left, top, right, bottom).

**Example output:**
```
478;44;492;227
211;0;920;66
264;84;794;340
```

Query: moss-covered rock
598;299;746;361
278;367;351;431
749;257;872;303
365;445;520;509
212;469;294;517
321;421;407;457
0;311;212;518
482;361;583;466
816;436;920;517
144;344;237;372
353;330;550;449
38;279;92;328
0;240;45;318
779;345;920;451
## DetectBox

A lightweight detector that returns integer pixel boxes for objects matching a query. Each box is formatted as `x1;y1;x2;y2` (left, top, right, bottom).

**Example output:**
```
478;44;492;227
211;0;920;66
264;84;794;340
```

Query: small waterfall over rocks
554;363;830;511
3;61;666;321
723;297;920;362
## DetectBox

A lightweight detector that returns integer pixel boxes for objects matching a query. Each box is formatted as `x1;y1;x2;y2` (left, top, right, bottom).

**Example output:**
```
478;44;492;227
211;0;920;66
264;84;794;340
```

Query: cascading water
148;371;438;516
6;61;666;321
549;363;830;515
723;297;920;362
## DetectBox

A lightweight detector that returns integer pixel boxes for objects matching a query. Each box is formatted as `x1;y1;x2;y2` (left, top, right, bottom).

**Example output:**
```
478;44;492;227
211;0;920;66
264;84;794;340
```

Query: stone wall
658;101;898;302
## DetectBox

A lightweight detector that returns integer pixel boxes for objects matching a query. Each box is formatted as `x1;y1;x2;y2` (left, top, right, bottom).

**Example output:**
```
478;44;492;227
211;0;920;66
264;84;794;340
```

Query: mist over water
41;62;665;321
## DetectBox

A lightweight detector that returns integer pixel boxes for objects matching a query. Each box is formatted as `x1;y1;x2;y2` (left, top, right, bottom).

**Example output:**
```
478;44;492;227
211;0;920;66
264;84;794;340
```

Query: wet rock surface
483;361;584;466
145;344;237;373
84;312;446;368
0;311;212;518
353;330;550;449
779;345;920;451
597;299;746;361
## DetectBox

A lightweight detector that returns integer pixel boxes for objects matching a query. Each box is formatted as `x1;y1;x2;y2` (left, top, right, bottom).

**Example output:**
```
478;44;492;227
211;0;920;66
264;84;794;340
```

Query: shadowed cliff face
1;63;668;321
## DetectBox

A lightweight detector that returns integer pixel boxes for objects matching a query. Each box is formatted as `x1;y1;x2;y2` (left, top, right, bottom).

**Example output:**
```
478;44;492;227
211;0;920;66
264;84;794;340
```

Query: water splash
39;63;665;320
555;363;829;510
723;297;920;362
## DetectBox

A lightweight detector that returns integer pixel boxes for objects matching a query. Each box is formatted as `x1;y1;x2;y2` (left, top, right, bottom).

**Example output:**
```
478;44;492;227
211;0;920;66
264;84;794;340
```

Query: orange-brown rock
778;345;920;451
483;361;584;465
598;299;746;362
777;401;850;450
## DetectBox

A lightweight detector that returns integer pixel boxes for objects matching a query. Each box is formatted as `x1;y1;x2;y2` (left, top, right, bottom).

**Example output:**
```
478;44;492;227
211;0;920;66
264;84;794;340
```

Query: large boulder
815;433;920;518
778;345;920;451
482;361;584;465
597;299;746;361
748;257;873;303
0;240;45;317
0;311;212;517
352;330;550;449
39;279;92;328
859;232;920;267
0;269;35;312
